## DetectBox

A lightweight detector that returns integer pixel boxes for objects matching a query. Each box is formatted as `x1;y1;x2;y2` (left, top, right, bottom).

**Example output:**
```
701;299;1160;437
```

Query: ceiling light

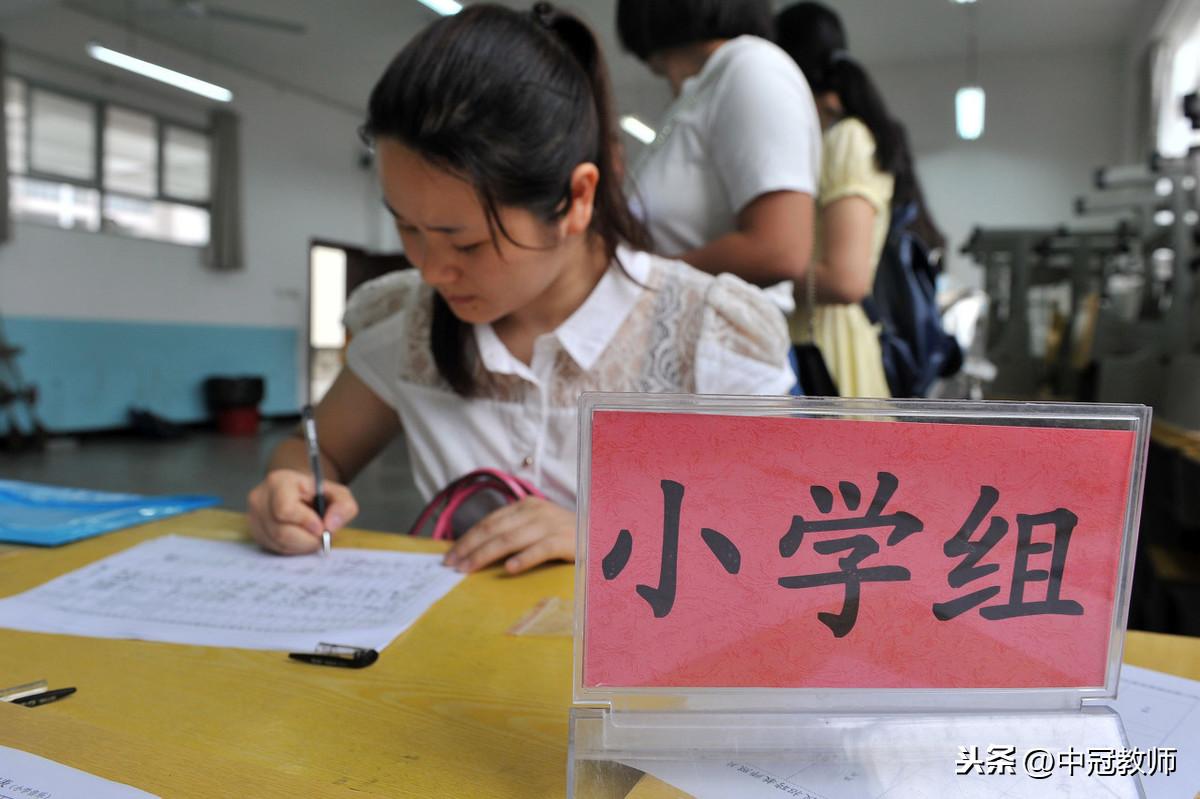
87;43;232;102
620;115;656;145
415;0;462;14
956;86;985;140
955;1;983;140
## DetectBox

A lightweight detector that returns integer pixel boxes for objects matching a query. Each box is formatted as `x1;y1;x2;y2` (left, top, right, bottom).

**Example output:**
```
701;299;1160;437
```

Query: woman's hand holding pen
444;497;575;576
247;469;359;555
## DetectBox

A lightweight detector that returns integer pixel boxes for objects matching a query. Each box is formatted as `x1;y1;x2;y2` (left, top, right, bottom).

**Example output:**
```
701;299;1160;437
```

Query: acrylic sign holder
568;395;1150;799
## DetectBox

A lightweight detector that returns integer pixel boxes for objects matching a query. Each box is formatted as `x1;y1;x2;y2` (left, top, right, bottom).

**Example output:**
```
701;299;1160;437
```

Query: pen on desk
288;642;378;669
12;686;76;707
288;650;378;669
301;404;332;555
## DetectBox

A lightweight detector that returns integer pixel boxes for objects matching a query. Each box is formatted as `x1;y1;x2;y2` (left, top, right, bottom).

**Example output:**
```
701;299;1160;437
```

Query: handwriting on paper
0;536;463;652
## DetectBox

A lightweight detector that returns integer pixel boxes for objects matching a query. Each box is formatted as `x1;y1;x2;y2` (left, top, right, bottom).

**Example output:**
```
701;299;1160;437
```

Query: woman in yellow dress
776;2;901;398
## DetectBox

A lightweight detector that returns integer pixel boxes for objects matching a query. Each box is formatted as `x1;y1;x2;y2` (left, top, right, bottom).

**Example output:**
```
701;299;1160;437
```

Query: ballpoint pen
288;643;378;669
301;404;332;555
12;686;76;707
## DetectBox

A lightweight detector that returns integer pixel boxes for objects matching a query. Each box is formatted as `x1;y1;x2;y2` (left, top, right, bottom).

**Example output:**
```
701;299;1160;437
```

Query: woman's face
375;139;571;326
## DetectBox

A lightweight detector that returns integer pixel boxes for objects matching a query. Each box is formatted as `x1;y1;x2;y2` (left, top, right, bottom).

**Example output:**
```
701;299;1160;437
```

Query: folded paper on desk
617;665;1200;799
0;535;464;652
0;479;219;546
508;596;574;637
0;744;160;798
620;711;1140;799
1105;664;1200;799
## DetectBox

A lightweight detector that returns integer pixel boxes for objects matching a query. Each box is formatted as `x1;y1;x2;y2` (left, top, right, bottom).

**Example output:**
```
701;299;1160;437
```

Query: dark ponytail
775;1;899;175
775;2;846;89
530;3;651;262
891;122;947;255
776;2;946;251
362;3;650;396
821;57;901;176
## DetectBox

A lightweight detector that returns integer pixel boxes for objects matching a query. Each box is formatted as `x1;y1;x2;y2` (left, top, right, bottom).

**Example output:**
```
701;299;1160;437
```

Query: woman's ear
561;162;600;237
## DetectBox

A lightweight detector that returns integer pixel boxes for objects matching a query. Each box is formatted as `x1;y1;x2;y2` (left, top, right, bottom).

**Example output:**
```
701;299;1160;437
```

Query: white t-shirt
629;35;822;315
344;246;795;510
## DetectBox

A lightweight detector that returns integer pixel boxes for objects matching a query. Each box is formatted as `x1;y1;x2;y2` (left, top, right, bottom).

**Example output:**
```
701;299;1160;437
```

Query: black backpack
863;202;962;398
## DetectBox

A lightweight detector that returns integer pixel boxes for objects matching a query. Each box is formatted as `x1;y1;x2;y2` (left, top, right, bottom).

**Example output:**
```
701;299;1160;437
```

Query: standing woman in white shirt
246;3;796;574
617;0;822;322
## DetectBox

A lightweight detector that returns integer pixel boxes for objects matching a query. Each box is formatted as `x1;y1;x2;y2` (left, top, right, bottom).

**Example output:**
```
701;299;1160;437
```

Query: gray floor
0;420;425;534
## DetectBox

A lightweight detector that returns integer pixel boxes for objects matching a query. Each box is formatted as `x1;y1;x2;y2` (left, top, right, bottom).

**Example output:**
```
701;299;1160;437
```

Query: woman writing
246;4;795;574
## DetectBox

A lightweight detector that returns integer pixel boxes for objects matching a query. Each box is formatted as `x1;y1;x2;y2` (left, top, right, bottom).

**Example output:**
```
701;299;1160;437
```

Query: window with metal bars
4;74;212;247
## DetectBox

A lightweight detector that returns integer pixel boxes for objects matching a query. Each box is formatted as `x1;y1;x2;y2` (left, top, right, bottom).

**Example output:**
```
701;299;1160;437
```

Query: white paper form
621;712;1141;799
0;745;158;799
0;535;463;652
1107;664;1200;799
626;755;1143;799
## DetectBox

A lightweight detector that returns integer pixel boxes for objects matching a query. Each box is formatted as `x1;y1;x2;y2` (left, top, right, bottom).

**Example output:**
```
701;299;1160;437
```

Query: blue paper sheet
0;479;220;547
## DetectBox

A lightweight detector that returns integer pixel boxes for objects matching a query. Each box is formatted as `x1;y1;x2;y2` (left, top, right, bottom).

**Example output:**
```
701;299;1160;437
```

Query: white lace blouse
343;245;795;510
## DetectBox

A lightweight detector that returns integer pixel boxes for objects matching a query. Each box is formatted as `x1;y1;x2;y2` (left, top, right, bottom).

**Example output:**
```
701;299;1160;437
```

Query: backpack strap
861;295;882;326
888;200;920;242
409;469;545;541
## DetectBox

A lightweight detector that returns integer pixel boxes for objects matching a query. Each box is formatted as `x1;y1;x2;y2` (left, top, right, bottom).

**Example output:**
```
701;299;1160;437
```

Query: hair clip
531;1;555;27
288;642;379;669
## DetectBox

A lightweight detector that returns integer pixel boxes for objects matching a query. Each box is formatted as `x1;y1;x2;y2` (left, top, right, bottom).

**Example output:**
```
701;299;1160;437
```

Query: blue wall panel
3;317;298;432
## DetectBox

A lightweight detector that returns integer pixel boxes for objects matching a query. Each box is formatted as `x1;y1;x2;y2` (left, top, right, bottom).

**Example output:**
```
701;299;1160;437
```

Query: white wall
0;5;379;415
871;47;1127;287
1116;0;1170;161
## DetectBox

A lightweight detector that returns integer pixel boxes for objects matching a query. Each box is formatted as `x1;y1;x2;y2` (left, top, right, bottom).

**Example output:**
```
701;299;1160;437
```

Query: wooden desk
1125;629;1200;679
0;509;574;798
1;510;1197;798
1152;419;1200;463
